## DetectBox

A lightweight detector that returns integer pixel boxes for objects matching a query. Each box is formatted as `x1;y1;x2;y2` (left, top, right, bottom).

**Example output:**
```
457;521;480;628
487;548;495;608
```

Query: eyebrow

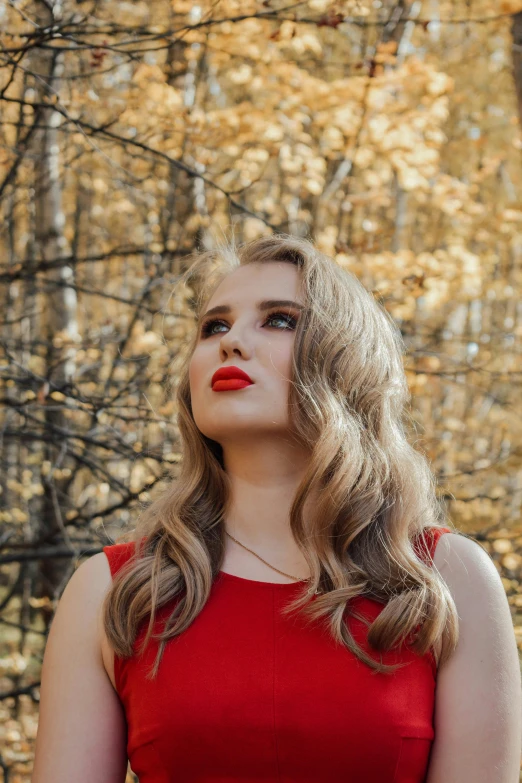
198;299;304;324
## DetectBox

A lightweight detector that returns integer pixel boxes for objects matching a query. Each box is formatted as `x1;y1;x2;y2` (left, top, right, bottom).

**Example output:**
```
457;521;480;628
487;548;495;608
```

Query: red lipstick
211;366;254;391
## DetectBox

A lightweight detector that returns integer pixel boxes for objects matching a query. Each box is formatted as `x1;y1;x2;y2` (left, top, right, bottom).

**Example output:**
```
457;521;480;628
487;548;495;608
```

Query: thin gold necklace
225;530;321;595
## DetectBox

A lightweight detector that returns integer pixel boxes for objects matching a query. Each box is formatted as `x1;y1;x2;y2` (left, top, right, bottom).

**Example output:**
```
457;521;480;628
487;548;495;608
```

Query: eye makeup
199;310;298;338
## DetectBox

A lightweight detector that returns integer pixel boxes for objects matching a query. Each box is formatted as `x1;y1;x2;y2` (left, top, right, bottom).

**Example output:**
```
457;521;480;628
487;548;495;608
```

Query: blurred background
1;0;522;780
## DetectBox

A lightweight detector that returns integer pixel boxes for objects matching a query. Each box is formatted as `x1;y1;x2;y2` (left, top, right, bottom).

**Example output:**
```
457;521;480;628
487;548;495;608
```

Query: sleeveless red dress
103;526;451;783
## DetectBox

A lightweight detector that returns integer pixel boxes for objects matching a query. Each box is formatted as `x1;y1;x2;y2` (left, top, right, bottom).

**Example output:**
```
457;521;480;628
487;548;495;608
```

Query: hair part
102;231;460;679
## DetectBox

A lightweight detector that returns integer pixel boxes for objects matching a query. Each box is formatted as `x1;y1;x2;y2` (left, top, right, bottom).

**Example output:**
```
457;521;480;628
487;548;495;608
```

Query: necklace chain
225;530;321;595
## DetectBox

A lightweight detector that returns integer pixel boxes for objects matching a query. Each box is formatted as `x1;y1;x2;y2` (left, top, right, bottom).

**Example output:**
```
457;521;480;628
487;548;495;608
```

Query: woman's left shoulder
432;530;502;585
431;530;511;619
426;530;522;782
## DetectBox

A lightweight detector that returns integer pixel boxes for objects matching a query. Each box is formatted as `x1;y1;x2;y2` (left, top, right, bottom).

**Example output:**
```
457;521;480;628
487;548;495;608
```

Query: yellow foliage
3;6;522;744
500;0;522;11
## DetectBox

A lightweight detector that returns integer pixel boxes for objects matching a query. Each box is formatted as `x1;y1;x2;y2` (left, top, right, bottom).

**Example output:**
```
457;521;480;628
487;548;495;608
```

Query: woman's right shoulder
69;541;137;612
52;544;138;693
31;551;129;781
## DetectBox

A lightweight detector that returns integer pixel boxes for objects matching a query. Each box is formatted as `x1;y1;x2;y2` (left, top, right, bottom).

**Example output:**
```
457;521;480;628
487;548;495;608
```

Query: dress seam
271;586;282;781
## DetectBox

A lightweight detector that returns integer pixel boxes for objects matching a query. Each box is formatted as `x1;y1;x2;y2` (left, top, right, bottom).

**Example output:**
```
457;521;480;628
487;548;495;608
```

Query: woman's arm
31;553;128;783
428;533;522;783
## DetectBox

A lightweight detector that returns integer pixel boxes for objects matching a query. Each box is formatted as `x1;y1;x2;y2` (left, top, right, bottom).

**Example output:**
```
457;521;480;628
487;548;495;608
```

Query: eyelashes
199;311;298;338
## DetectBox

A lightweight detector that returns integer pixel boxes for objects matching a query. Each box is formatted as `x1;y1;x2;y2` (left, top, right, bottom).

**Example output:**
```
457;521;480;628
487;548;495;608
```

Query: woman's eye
200;312;297;338
267;313;297;330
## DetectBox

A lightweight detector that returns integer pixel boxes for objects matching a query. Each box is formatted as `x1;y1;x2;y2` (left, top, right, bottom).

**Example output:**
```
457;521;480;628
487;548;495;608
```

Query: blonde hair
102;232;459;679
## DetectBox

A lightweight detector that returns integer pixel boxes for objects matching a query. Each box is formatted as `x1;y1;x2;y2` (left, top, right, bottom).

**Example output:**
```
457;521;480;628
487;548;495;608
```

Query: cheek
269;343;293;377
189;346;215;402
188;354;204;394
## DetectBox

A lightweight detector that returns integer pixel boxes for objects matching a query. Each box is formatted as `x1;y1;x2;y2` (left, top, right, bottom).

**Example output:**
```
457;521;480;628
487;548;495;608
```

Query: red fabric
103;526;451;783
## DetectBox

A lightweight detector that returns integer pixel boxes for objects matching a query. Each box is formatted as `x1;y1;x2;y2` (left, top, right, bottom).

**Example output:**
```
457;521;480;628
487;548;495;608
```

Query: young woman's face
189;262;303;447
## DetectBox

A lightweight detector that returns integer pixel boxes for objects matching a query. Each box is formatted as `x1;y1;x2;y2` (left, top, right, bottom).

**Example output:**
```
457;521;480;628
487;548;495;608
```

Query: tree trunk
30;3;80;624
512;12;522;128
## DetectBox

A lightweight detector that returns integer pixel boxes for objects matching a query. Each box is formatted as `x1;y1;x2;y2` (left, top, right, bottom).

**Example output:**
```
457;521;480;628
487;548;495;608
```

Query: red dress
103;526;451;783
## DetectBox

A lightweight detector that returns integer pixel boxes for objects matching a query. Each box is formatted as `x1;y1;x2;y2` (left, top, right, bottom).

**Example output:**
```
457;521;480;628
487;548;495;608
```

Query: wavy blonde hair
102;232;460;679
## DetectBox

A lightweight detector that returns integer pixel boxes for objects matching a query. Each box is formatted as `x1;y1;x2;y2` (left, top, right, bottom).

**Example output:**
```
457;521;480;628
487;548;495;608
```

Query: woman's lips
212;378;253;392
211;365;254;390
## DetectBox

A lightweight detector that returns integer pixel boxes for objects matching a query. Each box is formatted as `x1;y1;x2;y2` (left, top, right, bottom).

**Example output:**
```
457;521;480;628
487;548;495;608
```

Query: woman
32;233;521;782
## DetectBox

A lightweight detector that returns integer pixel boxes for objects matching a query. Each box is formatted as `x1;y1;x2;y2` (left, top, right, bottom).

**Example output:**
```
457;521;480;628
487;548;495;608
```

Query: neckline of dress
218;569;308;588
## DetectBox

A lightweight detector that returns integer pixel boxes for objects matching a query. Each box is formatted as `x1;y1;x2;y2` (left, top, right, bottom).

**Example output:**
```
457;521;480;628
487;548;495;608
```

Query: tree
1;1;522;779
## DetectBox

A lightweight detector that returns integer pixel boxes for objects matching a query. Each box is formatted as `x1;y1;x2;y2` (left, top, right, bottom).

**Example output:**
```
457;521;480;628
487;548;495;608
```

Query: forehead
207;262;300;306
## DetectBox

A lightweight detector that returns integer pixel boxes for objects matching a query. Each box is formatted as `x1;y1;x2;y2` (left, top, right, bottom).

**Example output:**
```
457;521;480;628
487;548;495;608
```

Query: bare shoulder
431;530;516;668
60;552;116;690
81;551;117;690
432;531;501;586
426;531;522;783
75;549;113;596
431;531;517;628
32;551;127;782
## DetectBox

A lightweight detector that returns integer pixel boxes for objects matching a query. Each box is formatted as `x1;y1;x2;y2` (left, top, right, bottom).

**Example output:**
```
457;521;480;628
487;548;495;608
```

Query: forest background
1;0;522;780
